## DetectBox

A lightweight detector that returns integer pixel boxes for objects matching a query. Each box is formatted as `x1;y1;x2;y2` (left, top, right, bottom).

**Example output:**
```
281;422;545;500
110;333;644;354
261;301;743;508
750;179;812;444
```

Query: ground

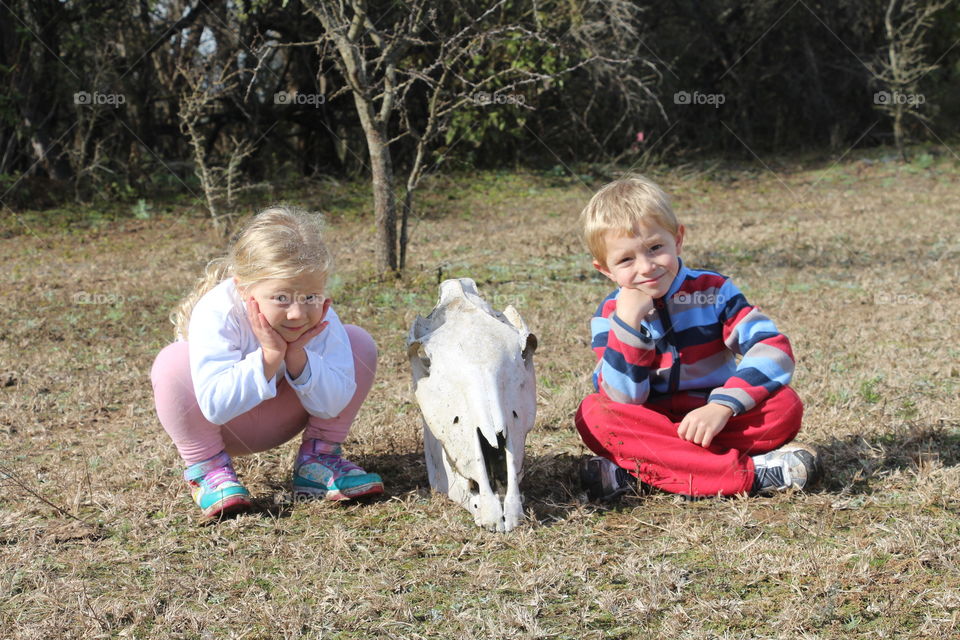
1;152;959;639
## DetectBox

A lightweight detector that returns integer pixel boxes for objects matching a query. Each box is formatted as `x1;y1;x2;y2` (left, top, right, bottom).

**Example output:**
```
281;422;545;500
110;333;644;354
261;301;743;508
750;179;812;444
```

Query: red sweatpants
575;386;803;496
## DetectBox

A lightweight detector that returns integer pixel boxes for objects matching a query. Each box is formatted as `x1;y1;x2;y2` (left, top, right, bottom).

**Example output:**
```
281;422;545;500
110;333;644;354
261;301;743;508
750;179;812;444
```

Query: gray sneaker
580;456;635;501
751;442;821;494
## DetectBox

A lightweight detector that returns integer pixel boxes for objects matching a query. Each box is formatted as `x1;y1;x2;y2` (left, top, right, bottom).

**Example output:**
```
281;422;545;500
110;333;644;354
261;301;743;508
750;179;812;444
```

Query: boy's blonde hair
172;205;332;340
580;175;679;264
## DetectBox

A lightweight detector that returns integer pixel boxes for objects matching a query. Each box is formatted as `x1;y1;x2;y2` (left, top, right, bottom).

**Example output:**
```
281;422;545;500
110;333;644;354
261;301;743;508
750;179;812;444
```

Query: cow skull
407;278;538;532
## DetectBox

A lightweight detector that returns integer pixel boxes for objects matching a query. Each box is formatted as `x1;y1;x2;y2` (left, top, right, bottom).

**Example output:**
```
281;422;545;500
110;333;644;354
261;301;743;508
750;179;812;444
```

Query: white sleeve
283;307;357;419
188;293;277;425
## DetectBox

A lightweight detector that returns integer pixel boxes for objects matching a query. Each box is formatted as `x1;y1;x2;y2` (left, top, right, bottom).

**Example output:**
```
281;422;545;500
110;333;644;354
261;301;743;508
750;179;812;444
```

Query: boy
576;175;820;500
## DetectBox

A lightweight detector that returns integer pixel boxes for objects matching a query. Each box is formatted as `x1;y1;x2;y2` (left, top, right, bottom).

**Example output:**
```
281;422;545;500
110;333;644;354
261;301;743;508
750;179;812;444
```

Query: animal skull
407;278;538;532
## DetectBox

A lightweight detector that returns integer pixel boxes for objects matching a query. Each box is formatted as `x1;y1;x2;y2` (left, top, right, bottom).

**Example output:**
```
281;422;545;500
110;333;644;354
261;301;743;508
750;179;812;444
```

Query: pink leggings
151;325;377;465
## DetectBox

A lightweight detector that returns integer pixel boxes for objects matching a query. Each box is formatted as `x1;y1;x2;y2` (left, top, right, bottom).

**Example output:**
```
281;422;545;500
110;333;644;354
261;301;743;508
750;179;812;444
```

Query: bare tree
291;0;657;275
870;0;949;161
177;55;256;234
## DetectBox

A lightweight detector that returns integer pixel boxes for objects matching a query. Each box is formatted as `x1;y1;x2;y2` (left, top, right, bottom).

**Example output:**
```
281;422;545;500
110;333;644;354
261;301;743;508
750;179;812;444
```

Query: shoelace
313;453;362;476
203;466;240;490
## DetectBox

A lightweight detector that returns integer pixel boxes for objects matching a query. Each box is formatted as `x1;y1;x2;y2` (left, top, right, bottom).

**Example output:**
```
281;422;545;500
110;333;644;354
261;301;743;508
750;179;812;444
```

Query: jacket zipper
654;297;682;394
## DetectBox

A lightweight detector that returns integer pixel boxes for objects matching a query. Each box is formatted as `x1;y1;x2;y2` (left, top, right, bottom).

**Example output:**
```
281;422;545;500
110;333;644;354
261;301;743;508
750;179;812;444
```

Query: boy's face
593;222;685;299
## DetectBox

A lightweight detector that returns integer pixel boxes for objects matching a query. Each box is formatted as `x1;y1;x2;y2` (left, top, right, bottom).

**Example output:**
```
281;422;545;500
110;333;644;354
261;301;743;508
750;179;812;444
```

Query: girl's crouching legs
151;342;230;464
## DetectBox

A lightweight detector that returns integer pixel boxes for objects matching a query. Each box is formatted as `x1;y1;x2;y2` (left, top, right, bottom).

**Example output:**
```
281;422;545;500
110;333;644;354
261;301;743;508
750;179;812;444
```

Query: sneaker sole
293;481;384;501
779;442;823;489
201;494;252;519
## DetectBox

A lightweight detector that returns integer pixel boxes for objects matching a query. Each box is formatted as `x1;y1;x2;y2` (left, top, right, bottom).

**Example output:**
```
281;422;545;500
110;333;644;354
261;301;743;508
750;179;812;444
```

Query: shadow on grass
523;453;587;524
357;450;587;525
816;419;960;494
361;452;429;496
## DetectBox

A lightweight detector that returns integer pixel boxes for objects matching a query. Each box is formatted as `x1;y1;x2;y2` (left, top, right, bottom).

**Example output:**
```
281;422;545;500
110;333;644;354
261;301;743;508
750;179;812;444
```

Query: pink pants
576;386;803;496
151;325;377;465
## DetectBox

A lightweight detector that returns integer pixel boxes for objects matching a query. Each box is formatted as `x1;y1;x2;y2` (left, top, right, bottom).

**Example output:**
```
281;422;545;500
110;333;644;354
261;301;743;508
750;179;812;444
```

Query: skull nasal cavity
453;416;459;424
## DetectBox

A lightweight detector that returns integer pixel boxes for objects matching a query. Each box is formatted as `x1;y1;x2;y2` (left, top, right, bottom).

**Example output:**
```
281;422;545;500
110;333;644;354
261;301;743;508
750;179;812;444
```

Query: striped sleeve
707;280;795;414
590;291;657;404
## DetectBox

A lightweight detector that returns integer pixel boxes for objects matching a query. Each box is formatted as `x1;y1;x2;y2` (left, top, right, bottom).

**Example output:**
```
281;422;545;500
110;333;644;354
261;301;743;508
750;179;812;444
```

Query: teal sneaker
184;451;252;518
293;440;384;501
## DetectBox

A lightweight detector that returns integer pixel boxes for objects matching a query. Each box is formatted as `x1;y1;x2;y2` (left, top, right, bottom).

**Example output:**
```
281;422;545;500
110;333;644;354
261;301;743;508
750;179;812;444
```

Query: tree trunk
400;187;413;271
363;124;398;274
21;106;71;181
894;103;907;162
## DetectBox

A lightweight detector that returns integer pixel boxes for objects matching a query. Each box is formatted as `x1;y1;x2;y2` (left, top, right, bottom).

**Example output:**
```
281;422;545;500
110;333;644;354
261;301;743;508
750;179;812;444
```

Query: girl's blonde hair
580;175;679;265
172;205;332;340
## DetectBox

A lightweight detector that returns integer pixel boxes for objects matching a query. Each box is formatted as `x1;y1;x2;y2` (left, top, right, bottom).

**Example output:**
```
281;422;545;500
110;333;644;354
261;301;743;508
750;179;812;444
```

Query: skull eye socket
409;342;431;376
521;333;538;361
512;411;518;419
417;345;430;372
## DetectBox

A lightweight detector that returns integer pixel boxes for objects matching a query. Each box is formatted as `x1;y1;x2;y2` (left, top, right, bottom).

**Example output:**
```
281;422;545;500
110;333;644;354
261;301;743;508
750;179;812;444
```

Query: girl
151;206;383;518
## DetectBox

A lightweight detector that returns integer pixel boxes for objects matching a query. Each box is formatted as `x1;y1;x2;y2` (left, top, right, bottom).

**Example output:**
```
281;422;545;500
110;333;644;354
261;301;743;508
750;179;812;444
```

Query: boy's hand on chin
616;287;656;328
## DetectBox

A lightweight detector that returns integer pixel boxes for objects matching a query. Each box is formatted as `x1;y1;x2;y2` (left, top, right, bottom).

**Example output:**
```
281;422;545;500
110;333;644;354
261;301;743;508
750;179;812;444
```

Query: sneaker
580;456;635;501
293;440;384;501
184;451;252;518
751;441;821;494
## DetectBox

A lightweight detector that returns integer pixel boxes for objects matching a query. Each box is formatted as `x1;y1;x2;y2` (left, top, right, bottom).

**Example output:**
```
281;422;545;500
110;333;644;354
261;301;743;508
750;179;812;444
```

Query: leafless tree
870;0;949;161
290;0;658;275
177;55;256;234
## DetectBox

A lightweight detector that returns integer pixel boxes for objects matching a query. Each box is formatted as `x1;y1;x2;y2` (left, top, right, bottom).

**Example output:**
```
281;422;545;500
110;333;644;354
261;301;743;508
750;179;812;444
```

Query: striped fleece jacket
590;259;795;415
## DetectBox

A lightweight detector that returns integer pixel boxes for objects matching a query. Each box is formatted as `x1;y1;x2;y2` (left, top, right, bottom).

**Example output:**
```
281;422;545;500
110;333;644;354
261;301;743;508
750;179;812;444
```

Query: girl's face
240;272;327;342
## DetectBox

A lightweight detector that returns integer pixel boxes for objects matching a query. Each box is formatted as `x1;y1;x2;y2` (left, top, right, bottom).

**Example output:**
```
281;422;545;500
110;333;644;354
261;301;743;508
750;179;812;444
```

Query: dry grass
1;154;959;639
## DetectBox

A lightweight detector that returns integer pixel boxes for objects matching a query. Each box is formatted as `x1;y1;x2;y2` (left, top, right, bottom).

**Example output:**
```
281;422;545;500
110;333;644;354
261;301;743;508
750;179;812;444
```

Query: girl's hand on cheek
246;298;287;358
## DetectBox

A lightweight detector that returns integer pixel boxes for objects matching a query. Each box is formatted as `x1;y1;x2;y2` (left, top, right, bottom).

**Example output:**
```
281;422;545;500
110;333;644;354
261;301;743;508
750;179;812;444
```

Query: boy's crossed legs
576;386;804;497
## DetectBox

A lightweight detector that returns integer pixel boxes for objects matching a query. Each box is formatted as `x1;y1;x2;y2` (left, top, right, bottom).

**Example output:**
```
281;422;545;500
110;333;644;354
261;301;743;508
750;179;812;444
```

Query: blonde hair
580;175;679;264
172;205;332;339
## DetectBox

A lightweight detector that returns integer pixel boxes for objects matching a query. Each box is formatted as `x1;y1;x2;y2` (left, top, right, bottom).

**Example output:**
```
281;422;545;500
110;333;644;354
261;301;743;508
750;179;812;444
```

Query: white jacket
187;279;357;425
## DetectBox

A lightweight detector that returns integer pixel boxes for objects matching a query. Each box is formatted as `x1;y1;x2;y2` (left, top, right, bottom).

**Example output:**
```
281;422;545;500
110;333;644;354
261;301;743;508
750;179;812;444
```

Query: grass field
2;152;959;639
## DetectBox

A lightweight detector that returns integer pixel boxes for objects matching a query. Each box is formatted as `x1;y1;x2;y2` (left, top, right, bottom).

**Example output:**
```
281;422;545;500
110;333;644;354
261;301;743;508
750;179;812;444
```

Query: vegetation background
1;1;959;638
